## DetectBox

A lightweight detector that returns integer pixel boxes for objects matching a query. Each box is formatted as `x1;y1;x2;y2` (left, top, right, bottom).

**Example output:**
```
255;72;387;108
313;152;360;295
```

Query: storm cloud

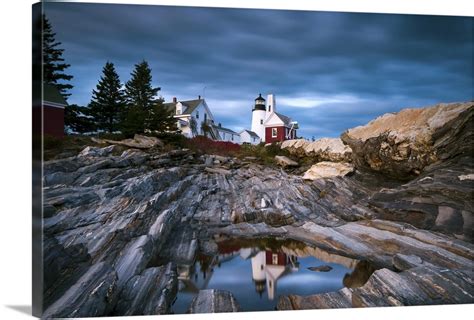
44;2;473;138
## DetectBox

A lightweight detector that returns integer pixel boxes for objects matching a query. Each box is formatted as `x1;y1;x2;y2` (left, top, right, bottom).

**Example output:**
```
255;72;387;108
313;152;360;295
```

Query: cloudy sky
44;2;473;139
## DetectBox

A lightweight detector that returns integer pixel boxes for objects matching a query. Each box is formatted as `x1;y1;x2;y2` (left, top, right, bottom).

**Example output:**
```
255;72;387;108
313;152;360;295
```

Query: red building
265;251;288;266
34;84;67;138
264;112;297;143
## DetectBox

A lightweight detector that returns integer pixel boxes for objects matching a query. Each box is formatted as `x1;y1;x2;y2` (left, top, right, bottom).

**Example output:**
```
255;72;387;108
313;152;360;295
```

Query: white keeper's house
164;96;240;143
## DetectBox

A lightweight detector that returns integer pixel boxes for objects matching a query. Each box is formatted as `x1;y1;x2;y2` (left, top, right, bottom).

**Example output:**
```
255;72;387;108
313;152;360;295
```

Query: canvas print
32;1;473;318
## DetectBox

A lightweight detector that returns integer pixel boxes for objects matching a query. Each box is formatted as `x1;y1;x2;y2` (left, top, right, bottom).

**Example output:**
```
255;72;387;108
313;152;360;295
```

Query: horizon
44;2;473;139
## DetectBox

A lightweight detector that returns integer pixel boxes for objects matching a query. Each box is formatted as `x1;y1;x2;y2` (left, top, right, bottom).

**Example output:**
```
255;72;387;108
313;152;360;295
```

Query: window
204;113;207;122
196;111;199;119
272;253;278;264
260;119;263;125
268;105;271;112
272;128;278;138
231;135;234;141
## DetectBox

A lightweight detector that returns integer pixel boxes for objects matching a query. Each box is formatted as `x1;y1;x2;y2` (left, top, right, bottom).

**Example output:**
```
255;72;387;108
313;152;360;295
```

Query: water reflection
172;238;363;313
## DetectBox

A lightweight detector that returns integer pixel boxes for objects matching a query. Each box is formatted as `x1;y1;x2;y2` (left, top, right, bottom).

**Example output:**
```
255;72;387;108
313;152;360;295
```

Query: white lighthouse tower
251;93;267;141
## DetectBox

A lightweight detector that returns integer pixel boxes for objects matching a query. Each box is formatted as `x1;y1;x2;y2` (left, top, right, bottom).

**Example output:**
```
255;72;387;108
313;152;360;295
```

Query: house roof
213;125;237;134
264;112;292;126
43;84;67;106
240;129;260;139
275;112;292;125
164;99;204;115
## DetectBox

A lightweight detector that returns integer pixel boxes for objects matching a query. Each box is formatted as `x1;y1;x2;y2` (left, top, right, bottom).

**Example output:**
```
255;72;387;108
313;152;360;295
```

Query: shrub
185;136;241;156
152;132;188;148
236;142;291;165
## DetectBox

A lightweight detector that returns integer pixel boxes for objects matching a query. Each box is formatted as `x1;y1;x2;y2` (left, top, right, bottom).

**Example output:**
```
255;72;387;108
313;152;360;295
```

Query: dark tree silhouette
89;62;125;133
42;14;73;99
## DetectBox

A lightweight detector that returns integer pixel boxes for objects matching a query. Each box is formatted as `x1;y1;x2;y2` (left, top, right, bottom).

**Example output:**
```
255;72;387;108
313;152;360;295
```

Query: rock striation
188;289;240;313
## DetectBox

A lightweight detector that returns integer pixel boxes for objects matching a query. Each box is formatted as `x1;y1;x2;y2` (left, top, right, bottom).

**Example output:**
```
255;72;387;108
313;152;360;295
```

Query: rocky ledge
40;101;473;316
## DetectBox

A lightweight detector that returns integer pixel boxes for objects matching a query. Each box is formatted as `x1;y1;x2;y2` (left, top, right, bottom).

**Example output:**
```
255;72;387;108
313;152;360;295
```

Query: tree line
42;15;176;137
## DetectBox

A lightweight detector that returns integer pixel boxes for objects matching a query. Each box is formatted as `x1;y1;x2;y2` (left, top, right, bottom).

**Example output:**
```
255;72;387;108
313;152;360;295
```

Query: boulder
275;155;298;167
78;145;116;158
303;162;354;180
281;138;352;162
188;289;240;313
308;265;333;272
341;102;473;179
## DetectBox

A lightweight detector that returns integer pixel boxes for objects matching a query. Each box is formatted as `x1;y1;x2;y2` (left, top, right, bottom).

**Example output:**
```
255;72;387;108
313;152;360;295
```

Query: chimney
198;95;201;100
267;94;276;113
172;97;177;103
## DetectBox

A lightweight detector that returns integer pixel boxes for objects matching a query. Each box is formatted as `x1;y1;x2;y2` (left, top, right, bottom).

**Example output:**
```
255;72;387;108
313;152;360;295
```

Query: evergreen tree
121;105;147;137
124;60;159;110
89;62;124;133
42;15;73;99
147;98;178;133
122;60;170;136
65;104;94;134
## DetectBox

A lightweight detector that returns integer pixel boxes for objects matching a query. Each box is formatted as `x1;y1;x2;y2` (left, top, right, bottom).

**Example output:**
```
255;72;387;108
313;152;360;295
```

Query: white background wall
0;1;472;320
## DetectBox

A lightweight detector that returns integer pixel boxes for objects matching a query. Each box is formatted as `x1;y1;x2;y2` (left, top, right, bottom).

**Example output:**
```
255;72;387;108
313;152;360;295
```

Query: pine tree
122;60;162;136
147;98;178;133
121;106;147;137
42;15;73;99
65;104;94;134
89;62;124;133
124;60;159;110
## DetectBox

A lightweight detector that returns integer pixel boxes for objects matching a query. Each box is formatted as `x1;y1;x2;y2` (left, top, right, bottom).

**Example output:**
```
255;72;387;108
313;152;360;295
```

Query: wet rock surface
188;289;240;313
41;102;473;316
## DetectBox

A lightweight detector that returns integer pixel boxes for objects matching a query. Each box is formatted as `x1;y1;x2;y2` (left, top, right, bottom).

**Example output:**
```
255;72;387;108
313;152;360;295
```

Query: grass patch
43;135;96;160
237;142;292;165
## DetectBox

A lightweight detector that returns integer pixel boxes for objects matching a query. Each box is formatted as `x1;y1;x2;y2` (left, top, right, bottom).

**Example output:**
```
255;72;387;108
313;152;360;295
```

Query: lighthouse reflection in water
172;239;355;313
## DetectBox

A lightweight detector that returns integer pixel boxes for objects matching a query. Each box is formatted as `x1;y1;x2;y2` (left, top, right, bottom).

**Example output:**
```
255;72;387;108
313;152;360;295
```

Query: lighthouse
251;93;266;140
